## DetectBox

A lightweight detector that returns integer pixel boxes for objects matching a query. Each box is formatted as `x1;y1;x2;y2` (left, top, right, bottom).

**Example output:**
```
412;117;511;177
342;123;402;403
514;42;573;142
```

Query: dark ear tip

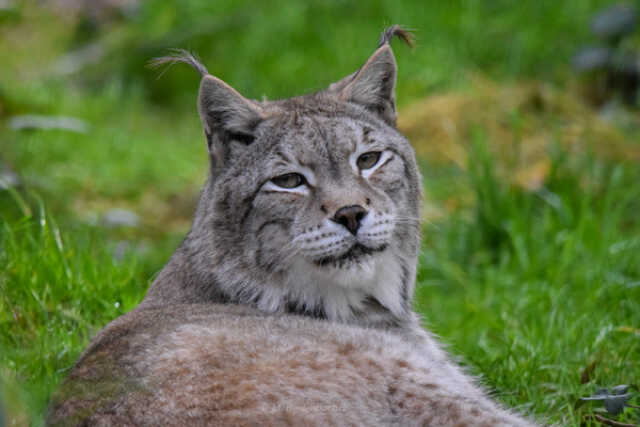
378;25;415;48
149;49;210;78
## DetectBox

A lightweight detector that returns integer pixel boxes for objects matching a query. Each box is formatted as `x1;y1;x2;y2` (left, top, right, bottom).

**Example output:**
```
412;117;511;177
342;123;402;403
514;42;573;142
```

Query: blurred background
1;1;639;425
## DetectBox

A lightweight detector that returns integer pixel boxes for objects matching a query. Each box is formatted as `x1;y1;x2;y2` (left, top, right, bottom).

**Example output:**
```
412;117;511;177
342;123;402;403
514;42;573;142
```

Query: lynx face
249;117;413;272
149;28;421;325
260;123;400;269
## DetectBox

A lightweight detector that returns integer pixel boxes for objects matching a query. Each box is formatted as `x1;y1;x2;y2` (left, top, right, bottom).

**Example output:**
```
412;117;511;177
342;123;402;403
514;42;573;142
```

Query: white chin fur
278;250;405;321
303;251;379;288
250;210;404;322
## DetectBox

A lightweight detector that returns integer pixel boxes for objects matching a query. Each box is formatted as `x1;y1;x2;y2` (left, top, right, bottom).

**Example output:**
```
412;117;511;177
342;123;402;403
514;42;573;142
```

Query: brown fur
47;27;539;426
49;305;534;426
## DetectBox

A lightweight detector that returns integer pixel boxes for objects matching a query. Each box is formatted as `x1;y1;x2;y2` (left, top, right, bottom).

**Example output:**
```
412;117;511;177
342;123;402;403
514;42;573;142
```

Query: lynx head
151;27;422;326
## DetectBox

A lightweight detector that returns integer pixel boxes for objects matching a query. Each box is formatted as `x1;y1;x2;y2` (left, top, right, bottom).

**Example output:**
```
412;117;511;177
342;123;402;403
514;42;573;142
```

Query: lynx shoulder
47;26;538;426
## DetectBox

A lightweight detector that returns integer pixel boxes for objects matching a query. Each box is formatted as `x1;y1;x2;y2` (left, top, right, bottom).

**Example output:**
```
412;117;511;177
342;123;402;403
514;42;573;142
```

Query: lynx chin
48;26;538;426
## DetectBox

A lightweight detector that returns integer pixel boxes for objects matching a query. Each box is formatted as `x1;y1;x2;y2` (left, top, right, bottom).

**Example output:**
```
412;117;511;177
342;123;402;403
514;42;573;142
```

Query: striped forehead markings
361;126;376;146
270;114;384;174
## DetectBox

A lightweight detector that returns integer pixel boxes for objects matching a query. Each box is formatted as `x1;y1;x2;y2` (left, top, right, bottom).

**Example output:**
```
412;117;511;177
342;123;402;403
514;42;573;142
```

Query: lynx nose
332;205;368;235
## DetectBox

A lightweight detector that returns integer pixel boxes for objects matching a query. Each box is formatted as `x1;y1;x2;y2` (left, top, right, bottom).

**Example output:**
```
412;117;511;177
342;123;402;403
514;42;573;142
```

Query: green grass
0;0;615;207
1;1;640;425
0;202;146;421
415;141;640;425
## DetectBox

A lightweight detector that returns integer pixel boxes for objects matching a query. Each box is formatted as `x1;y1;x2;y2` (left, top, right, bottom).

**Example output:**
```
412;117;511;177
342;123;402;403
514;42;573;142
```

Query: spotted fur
47;27;539;426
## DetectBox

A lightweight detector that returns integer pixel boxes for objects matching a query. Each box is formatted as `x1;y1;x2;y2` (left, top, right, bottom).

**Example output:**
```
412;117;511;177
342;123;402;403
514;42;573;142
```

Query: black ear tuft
150;50;265;173
327;26;413;127
148;49;210;78
377;25;415;48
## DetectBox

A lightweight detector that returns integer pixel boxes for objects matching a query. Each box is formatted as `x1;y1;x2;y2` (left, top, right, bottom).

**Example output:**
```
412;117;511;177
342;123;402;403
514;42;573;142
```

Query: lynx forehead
143;26;421;326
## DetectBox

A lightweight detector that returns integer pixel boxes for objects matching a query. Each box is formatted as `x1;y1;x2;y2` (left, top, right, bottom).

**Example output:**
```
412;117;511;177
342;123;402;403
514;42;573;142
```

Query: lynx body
48;27;537;426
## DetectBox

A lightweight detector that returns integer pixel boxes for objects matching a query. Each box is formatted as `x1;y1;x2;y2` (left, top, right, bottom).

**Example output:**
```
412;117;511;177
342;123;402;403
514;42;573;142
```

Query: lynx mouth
314;243;388;268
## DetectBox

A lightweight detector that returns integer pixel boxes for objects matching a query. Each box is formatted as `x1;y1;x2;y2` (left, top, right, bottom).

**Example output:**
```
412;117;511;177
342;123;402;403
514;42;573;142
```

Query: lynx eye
271;173;306;189
356;151;382;170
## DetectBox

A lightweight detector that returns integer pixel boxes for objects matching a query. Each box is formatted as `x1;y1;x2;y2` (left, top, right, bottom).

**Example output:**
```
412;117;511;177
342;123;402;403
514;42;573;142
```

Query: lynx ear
329;26;413;127
337;45;398;125
150;50;265;171
198;75;265;169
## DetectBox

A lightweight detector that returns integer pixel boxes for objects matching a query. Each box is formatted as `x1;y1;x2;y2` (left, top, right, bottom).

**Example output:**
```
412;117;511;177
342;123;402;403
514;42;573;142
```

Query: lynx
47;27;537;426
